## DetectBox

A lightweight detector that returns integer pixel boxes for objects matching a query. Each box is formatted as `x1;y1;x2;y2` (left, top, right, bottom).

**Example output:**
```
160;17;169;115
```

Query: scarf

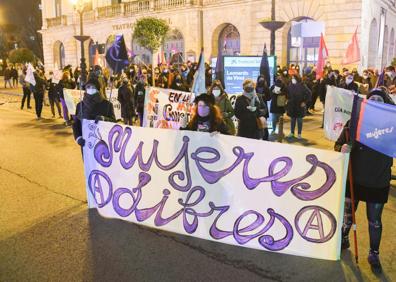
243;91;257;106
82;92;104;115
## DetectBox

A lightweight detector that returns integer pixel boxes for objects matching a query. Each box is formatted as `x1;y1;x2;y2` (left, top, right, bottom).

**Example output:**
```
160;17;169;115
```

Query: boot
368;250;382;273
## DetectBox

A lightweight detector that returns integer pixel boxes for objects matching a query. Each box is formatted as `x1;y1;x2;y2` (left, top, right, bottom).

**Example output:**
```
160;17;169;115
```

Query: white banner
82;120;348;260
143;87;195;129
63;89;121;120
324;86;354;141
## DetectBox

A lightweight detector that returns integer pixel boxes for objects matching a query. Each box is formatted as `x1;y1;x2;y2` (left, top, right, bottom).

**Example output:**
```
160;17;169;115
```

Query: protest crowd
13;53;396;273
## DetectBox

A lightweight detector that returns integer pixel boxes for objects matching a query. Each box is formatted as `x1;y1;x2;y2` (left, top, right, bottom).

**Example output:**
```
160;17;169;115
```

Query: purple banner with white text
82;120;348;260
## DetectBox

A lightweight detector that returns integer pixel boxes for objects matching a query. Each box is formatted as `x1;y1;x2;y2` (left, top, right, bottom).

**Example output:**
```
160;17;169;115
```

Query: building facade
40;0;396;72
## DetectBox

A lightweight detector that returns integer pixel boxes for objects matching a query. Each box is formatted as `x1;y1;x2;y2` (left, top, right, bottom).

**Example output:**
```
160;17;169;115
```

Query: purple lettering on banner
88;170;113;208
94;125;192;192
294;205;337;243
191;146;245;183
210;205;293;251
112;172;151;217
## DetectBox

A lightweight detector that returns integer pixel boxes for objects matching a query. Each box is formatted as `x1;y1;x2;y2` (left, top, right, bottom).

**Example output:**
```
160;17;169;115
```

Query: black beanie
194;93;215;106
85;78;101;91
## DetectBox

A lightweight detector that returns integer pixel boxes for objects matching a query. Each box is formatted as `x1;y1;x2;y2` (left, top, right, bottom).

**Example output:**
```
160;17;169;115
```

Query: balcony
46;0;197;28
46;15;67;28
97;4;122;19
124;1;150;15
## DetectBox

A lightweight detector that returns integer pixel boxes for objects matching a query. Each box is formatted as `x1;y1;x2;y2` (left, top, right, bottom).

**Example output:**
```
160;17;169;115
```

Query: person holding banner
57;71;76;125
180;93;229;135
72;78;116;149
335;89;394;273
208;80;236;135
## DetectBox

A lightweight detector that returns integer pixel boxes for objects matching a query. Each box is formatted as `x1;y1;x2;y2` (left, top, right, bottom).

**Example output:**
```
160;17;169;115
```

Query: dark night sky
1;0;43;58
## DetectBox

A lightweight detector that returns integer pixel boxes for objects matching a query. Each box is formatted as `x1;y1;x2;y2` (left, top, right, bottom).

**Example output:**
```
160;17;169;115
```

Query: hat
194;93;215;106
85;77;101;91
367;88;395;105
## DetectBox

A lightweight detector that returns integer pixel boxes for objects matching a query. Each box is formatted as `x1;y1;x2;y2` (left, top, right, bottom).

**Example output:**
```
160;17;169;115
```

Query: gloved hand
95;115;105;124
76;137;85;147
247;106;257;112
341;144;352;154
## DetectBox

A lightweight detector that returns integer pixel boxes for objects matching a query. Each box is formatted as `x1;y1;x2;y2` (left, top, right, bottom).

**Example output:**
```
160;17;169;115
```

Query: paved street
0;89;395;282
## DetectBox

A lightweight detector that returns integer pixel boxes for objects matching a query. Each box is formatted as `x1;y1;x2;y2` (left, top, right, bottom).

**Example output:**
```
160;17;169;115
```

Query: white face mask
86;88;97;95
291;78;297;84
346;77;353;85
212;89;221;97
386;71;394;78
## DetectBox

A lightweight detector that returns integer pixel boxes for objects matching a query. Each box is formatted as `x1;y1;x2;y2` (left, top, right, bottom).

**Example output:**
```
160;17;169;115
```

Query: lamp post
259;0;285;56
71;0;90;86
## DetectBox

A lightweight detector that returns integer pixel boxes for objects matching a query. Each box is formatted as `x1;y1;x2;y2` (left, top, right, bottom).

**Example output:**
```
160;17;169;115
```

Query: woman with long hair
181;93;229;134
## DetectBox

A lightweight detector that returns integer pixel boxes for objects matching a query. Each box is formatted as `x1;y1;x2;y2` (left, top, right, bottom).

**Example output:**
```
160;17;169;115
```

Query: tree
132;17;170;85
8;48;35;64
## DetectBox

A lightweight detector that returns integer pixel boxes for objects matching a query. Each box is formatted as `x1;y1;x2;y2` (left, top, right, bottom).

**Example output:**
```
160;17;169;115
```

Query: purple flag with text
351;96;396;157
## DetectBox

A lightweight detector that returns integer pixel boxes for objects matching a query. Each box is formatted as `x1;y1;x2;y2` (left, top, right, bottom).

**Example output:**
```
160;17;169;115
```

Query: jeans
343;198;385;252
271;113;282;132
49;97;62;117
4;79;12;88
290;117;303;135
21;87;31;109
33;92;44;118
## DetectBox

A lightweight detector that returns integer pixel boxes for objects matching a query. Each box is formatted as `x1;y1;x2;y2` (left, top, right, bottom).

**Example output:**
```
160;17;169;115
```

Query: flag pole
345;127;359;264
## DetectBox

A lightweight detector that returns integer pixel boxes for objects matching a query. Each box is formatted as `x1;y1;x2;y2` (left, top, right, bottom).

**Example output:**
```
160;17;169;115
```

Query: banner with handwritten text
82;120;348;260
143;87;195;129
63;89;121;120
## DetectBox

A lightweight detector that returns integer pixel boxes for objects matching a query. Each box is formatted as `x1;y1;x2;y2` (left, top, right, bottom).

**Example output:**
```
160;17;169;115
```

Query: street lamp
259;0;285;56
71;0;91;86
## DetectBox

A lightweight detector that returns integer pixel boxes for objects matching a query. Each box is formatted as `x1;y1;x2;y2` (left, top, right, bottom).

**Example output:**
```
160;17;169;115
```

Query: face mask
198;105;210;117
363;75;368;79
291;78;297;84
346;77;353;84
86;88;97;95
283;71;288;75
212;89;221;97
386;71;393;78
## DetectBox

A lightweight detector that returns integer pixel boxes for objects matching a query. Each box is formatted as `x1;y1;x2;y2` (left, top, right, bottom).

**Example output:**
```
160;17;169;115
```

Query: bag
277;94;286;107
256;116;267;129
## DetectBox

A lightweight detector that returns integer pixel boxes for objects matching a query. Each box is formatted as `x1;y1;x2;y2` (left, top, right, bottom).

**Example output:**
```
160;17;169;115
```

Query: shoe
287;133;295;138
368;250;382;273
28;106;32;109
306;111;313;116
270;131;276;135
341;237;350;250
52;115;55;118
58;116;62;119
297;134;302;139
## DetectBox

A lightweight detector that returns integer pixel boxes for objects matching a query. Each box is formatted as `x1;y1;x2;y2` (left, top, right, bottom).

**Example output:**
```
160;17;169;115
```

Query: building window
219;24;240;56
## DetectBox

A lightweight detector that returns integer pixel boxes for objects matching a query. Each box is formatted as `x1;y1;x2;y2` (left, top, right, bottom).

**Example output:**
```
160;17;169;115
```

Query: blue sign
223;56;276;94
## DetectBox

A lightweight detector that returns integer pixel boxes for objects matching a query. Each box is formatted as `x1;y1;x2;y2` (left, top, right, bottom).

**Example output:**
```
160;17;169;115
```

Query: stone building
40;0;396;71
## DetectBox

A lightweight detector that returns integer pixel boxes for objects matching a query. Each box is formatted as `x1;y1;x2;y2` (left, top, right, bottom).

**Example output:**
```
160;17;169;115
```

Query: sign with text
143;87;195;129
63;89;121;120
223;56;276;94
82;120;348;260
324;86;355;141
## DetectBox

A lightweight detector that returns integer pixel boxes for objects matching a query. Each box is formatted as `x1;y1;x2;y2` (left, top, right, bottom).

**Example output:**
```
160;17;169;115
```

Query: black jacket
286;82;310;118
270;81;288;114
234;95;263;139
46;79;58;100
118;84;135;119
72;99;115;141
339;81;359;93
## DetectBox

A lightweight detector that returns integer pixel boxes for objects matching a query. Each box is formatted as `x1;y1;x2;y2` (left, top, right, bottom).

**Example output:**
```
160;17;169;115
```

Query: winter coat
72;98;115;141
339;81;359;93
134;81;146;114
286;82;310;118
215;93;236;135
46;79;59;100
234;94;263;139
270;82;287;114
117;84;136;119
